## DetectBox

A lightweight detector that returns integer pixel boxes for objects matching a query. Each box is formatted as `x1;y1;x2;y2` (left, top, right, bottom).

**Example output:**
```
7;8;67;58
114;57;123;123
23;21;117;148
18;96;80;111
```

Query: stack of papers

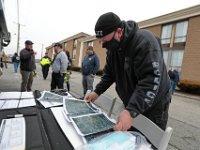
62;98;115;143
0;117;26;150
0;92;36;110
63;99;99;120
37;91;64;108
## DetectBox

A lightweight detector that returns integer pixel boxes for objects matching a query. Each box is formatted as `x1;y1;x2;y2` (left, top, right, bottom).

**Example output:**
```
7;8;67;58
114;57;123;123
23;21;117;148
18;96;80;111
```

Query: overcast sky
3;0;200;59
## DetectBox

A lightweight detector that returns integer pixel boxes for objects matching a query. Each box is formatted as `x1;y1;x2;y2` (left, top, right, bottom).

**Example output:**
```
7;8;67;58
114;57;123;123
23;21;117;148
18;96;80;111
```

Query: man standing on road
51;42;68;90
20;40;36;92
85;12;171;131
12;52;20;73
40;52;51;80
81;46;99;98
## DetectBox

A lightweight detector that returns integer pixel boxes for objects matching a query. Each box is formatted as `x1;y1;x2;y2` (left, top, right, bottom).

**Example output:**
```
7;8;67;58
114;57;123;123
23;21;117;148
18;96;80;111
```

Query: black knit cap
95;12;123;38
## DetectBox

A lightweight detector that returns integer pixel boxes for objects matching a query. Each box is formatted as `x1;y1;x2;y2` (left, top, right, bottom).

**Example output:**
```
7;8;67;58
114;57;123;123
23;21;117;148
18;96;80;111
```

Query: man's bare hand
84;91;99;102
113;109;133;131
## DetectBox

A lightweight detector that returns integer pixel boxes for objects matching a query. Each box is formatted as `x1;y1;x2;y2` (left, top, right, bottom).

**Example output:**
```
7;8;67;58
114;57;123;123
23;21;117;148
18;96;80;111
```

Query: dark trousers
51;72;64;90
66;82;70;91
42;65;50;79
82;75;94;95
20;70;33;92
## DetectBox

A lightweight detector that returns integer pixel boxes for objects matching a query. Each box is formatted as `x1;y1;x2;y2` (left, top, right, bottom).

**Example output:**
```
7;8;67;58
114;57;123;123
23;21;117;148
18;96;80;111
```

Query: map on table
63;99;99;119
37;91;64;108
71;113;115;136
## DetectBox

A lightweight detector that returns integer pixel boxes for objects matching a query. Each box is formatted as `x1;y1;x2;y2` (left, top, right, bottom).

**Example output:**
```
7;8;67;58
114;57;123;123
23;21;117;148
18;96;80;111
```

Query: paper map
71;113;115;136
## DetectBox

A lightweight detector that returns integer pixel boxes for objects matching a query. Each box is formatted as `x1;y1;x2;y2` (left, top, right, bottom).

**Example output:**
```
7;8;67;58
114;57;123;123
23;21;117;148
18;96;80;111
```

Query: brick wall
73;41;81;67
93;39;107;70
65;40;74;58
79;40;106;70
143;25;162;37
181;15;200;83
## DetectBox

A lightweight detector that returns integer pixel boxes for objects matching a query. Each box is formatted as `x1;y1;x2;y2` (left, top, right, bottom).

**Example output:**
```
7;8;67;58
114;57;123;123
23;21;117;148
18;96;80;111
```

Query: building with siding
138;4;200;85
46;5;200;86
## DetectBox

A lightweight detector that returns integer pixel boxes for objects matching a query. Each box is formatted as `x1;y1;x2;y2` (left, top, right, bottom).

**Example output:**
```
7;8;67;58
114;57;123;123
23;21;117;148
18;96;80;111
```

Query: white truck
0;0;11;75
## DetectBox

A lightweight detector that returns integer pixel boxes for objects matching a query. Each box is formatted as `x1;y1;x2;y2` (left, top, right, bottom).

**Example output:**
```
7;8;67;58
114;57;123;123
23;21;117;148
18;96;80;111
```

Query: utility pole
41;44;44;59
16;0;20;54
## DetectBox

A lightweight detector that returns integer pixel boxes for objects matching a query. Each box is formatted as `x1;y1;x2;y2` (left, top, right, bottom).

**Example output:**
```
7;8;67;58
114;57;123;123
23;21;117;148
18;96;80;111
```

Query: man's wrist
126;109;139;118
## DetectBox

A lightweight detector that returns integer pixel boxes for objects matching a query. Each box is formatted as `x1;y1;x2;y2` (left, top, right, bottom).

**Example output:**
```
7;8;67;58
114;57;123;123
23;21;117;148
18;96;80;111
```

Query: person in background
65;50;72;68
40;52;51;79
81;46;99;98
168;67;175;94
12;52;20;73
51;42;68;90
2;51;8;68
172;68;180;94
0;51;4;69
64;50;72;91
64;66;72;91
20;40;36;92
86;12;171;131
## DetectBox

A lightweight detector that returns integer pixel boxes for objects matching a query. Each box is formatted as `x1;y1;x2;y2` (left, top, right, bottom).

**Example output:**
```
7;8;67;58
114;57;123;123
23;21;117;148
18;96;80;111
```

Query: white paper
18;99;36;108
21;92;34;99
0;92;21;100
0;100;6;108
0;117;26;150
1;100;19;110
0;99;36;110
51;107;84;149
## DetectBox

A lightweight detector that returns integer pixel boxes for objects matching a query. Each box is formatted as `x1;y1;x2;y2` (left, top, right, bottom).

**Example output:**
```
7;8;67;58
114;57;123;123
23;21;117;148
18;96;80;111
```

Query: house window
171;49;184;68
163;50;169;65
73;40;77;48
87;41;93;47
161;24;172;44
72;40;77;59
64;42;67;50
174;21;188;43
72;49;76;59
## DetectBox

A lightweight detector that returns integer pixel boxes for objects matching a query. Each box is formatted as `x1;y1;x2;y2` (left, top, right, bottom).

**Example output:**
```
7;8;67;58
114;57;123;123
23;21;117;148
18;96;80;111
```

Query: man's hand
84;91;99;102
113;109;133;131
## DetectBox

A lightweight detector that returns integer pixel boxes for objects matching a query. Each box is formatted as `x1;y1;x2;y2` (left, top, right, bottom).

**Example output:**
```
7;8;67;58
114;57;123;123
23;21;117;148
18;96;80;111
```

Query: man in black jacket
85;12;171;131
20;40;36;92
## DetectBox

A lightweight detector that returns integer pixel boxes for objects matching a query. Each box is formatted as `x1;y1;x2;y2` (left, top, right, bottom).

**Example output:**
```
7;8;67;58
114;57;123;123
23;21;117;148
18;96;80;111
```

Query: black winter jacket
94;21;171;118
20;48;36;71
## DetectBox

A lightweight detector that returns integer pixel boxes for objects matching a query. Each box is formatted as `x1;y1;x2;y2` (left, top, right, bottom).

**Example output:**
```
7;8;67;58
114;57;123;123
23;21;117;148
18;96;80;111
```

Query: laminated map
71;113;115;136
37;91;64;108
63;99;99;119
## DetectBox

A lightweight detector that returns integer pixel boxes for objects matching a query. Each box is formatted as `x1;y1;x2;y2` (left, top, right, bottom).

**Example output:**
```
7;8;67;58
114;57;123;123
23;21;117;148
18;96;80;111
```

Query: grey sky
3;0;200;59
